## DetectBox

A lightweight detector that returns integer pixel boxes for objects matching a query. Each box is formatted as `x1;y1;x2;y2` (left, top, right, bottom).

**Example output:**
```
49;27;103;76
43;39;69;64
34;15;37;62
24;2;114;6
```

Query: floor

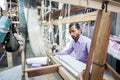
0;65;22;80
0;50;21;69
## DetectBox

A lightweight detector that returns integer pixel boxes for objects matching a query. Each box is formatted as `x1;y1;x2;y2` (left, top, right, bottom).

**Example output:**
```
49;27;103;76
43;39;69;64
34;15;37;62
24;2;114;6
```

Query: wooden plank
84;10;102;80
21;50;26;80
105;64;120;80
112;0;120;2
24;64;61;77
21;50;25;72
46;11;97;25
7;52;13;68
46;5;85;20
90;10;113;80
51;0;120;13
37;6;58;10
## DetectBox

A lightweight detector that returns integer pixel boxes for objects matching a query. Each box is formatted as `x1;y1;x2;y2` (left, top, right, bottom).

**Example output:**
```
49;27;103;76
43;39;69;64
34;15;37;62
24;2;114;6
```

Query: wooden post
7;52;13;68
21;50;25;72
46;11;97;25
51;0;120;13
84;10;102;80
90;10;113;80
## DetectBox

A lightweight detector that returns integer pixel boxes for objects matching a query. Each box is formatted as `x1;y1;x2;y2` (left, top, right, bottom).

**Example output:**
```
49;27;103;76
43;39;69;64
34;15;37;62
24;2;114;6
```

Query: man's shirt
59;35;91;63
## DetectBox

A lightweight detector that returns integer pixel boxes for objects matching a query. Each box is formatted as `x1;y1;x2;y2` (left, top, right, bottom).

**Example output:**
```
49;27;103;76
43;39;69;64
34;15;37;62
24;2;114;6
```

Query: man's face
69;25;81;41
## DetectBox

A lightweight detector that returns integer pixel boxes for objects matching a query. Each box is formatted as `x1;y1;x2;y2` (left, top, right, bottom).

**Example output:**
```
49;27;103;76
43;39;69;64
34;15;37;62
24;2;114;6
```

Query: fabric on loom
54;55;86;76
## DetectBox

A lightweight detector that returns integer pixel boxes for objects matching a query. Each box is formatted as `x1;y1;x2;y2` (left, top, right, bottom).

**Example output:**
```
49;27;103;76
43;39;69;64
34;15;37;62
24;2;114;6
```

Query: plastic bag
5;31;20;52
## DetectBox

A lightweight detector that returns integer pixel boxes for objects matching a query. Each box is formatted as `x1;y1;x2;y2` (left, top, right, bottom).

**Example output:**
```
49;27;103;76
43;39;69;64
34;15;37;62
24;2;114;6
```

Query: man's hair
69;23;80;30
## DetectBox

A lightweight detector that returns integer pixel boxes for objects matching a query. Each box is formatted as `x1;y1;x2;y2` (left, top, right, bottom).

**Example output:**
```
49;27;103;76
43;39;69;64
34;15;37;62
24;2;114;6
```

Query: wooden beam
46;5;85;20
37;6;58;11
7;52;13;68
25;64;61;77
112;0;120;2
46;11;97;25
51;0;120;13
21;50;26;80
21;50;25;72
90;10;113;80
84;10;102;80
105;64;120;80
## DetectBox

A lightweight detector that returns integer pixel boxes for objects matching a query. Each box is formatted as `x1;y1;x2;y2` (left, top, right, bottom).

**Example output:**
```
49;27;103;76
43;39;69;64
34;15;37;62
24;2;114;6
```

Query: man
53;23;91;80
54;23;91;63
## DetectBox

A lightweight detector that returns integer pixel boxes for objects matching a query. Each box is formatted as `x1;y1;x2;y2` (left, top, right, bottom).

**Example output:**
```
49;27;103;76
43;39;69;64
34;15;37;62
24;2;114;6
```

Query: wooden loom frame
24;0;120;80
24;10;97;80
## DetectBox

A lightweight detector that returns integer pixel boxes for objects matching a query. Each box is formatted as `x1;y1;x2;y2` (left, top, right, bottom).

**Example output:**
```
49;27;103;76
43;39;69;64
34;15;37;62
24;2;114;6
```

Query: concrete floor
0;50;21;68
0;65;22;80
